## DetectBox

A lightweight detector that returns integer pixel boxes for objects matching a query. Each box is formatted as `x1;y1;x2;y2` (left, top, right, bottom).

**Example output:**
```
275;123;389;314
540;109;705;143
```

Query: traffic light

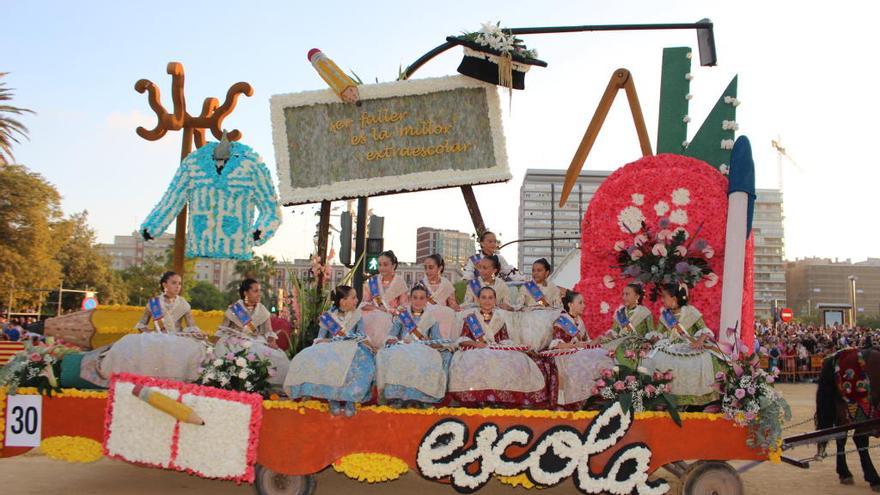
365;237;383;275
339;211;352;266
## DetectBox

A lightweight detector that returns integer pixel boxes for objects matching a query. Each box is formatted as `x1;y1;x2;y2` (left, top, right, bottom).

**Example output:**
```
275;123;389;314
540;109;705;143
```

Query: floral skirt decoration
215;337;289;386
85;333;207;387
288;343;376;403
379;347;452;404
448;349;548;408
643;343;724;406
551;348;615;407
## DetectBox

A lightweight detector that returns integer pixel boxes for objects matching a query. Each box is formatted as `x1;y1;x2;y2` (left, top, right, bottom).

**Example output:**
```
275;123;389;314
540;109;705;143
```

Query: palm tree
227;255;279;308
0;73;34;165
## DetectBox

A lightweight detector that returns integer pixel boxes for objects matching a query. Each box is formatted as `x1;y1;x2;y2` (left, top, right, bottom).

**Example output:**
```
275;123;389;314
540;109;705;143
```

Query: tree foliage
226;255;278;309
0;72;34;166
188;280;226;311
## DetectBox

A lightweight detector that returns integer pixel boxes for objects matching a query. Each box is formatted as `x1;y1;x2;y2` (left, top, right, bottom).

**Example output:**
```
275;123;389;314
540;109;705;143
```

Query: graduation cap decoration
446;23;546;90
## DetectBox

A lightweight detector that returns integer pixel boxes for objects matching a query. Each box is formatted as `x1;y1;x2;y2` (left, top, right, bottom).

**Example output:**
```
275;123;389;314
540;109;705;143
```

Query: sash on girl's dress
368;276;384;308
148;297;166;332
319;311;345;337
468;278;482;298
397;309;426;340
660;308;678;330
555;314;580;336
463;313;485;340
616;307;630;327
524;280;546;306
231;301;255;330
421;277;438;304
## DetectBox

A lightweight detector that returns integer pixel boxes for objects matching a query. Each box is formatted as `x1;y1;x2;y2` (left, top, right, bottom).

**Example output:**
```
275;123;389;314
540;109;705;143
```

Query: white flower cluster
722;120;739;131
617;205;645;234
719;164;730;175
473;22;537;58
724;96;741;106
720;139;735;150
198;339;274;393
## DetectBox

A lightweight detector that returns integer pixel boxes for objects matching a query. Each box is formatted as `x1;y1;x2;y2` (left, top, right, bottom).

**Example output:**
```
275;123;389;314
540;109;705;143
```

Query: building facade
752;189;787;318
786;258;880;324
518;169;610;275
415;227;473;273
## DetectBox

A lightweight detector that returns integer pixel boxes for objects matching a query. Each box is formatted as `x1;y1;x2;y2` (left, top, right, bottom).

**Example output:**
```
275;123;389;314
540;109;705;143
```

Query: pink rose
613;381;626;391
225;352;235;360
595;379;606;388
625;374;637;383
732;363;744;377
644;384;657;396
624;349;636;359
734;388;746;400
631;249;643;260
247;353;256;361
675;245;687;257
747;386;756;395
591;387;599;396
601;368;614;379
663;371;674;381
745;411;756;421
29;353;42;362
652;371;663;381
638;350;648;359
715;371;726;381
651;244;668;257
663;383;672;393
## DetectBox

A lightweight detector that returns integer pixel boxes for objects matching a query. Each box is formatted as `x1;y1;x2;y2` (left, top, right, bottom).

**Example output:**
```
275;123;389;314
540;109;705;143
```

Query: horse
816;347;880;490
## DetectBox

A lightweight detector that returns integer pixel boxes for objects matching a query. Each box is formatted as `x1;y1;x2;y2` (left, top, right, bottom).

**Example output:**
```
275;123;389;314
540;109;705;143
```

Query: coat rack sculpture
135;62;254;274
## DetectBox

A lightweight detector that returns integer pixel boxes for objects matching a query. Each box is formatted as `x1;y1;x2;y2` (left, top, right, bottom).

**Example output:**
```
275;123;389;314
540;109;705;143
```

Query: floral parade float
0;20;826;495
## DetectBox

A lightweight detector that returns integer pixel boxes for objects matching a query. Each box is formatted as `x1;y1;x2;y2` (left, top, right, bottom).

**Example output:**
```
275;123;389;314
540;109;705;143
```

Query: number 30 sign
4;395;42;447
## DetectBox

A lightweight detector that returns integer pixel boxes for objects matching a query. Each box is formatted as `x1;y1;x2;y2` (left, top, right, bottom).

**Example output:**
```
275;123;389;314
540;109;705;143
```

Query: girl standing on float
360;250;409;349
462;255;513;310
544;290;614;409
216;278;290;386
376;285;452;407
448;286;548;408
285;286;375;417
513;258;563;351
462;231;518;281
601;283;659;351
82;271;206;387
643;283;725;407
420;254;460;340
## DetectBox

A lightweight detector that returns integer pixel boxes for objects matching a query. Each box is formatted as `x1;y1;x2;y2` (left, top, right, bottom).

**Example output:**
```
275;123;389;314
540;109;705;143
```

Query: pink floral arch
576;153;754;347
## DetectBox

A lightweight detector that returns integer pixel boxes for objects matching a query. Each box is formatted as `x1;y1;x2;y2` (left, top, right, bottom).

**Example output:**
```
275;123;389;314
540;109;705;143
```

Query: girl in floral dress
513;258;563;351
376;285;452;407
360;250;409;349
643;283;725;407
420;254;460;340
285;286;375;417
544;291;613;409
461;255;513;311
215;279;290;386
82;271;206;386
448;287;548;408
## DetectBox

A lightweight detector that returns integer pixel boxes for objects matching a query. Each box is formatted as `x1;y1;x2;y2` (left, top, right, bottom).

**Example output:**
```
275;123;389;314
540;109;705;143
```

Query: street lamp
849;275;858;327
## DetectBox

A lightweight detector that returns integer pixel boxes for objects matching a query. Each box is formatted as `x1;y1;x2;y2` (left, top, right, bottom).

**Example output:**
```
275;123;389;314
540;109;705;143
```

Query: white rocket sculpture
719;136;755;357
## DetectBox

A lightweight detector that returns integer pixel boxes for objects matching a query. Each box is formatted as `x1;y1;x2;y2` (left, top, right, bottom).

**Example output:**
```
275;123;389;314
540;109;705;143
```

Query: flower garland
332;453;409;482
9;387;108;399
40;436;104;463
714;352;791;451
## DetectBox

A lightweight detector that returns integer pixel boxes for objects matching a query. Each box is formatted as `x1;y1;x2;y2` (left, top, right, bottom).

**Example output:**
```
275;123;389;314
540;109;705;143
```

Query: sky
3;0;879;266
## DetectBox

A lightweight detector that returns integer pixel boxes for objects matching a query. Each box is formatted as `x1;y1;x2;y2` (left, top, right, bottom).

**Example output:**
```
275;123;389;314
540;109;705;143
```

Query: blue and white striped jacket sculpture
141;141;282;260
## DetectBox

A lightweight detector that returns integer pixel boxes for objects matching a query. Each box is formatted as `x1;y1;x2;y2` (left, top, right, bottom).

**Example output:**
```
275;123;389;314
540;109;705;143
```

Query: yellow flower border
96;304;224;317
497;474;542;489
5;387;108;399
332;453;409;483
40;436;103;463
0;387;6;447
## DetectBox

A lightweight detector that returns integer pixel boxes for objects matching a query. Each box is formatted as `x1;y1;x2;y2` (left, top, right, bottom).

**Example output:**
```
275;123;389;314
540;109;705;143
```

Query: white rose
242;340;252;349
235;357;247;367
213;359;223;366
238;370;248;379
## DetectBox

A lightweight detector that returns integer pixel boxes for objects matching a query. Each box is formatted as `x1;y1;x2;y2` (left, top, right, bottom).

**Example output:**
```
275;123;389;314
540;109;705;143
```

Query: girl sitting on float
80;271;206;387
461;255;513;311
216;278;290;387
512;258;563;351
376;285;452;408
544;290;613;410
360;250;409;349
285;285;375;417
601;283;659;351
448;286;547;408
420;254;460;340
642;282;725;408
462;230;519;281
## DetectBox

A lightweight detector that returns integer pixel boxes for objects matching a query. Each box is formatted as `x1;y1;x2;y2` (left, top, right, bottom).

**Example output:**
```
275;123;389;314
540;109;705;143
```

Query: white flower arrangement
721;139;735;150
617;205;645;234
653;201;670;217
197;339;275;396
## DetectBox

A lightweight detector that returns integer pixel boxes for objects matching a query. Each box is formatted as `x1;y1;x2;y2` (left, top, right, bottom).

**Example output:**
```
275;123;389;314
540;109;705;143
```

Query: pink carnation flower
675;245;688;257
613;381;626;391
631;249;643;260
663;371;674;381
29;353;42;362
734;388;746;399
644;384;657;396
595;379;606;388
651;244;668;257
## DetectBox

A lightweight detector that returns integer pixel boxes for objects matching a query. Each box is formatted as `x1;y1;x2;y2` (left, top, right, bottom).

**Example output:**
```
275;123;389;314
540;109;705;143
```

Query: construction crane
771;137;802;191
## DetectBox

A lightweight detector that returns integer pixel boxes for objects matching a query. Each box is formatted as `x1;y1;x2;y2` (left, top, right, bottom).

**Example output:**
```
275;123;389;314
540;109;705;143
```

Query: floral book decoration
714;352;791;451
104;373;263;483
615;215;716;301
592;345;682;426
446;21;547;90
197;338;276;397
0;341;79;395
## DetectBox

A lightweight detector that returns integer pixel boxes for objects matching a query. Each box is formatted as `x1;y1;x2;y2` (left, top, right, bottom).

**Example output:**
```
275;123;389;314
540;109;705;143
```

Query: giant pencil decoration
131;384;205;425
719;136;756;355
307;48;360;105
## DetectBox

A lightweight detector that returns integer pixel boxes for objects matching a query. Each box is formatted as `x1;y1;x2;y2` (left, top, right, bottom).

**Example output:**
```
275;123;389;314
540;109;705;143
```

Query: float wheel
681;461;743;495
253;464;316;495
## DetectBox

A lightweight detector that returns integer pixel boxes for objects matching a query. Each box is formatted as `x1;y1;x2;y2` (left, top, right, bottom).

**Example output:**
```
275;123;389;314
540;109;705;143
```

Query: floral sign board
270;76;510;205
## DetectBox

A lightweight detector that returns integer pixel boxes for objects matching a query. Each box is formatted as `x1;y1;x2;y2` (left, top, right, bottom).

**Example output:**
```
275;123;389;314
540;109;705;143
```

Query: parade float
1;20;840;495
